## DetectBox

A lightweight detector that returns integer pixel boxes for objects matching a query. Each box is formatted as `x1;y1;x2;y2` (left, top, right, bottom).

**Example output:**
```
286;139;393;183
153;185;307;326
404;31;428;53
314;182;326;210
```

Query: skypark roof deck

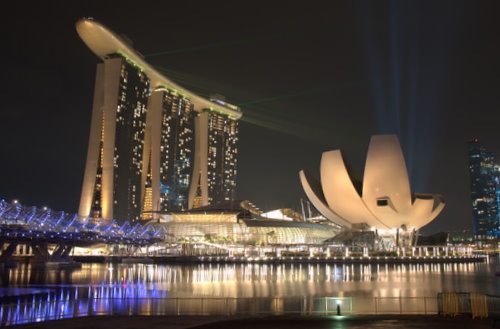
75;17;242;120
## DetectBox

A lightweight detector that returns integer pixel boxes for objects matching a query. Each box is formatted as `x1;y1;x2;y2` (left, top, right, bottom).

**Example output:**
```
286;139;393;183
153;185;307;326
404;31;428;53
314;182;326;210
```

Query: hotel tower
76;18;242;222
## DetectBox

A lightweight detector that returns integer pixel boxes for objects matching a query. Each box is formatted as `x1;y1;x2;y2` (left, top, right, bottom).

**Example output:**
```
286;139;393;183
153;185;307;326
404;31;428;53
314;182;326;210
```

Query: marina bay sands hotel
76;18;242;222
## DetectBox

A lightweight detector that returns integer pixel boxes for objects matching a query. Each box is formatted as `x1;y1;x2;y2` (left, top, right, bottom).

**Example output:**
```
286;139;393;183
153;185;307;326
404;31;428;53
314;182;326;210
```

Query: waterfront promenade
84;253;485;265
7;315;495;329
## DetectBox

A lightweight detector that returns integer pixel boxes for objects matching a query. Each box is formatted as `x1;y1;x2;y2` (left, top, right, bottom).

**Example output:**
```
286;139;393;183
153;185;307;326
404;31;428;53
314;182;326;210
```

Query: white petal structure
299;134;445;231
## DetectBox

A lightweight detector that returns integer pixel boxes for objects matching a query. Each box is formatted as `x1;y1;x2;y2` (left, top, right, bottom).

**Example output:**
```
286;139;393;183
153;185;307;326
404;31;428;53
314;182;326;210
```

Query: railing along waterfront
0;292;441;326
4;291;499;326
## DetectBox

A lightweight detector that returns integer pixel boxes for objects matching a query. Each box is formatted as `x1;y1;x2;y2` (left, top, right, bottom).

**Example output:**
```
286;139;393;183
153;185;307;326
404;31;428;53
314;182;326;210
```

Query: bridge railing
0;199;166;246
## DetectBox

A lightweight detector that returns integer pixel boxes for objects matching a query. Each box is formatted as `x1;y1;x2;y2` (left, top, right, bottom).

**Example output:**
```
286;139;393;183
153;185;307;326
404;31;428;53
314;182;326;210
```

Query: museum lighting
300;134;445;249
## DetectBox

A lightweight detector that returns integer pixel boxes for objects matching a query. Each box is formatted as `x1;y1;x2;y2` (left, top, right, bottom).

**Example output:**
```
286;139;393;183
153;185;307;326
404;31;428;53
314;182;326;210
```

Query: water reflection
1;259;500;326
3;259;500;299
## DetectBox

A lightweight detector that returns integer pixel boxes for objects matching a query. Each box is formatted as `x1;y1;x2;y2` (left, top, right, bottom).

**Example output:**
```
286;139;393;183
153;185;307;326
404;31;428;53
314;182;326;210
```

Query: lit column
100;58;122;221
188;111;209;208
142;90;163;216
79;64;105;219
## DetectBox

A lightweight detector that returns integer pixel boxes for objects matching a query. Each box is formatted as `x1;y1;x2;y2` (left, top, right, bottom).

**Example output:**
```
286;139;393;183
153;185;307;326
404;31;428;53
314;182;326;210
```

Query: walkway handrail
0;295;441;326
6;291;500;327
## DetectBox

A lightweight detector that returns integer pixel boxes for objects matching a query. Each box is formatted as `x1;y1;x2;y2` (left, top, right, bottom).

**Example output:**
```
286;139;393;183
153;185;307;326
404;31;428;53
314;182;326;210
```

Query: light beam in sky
143;32;299;58
153;63;363;143
358;1;429;191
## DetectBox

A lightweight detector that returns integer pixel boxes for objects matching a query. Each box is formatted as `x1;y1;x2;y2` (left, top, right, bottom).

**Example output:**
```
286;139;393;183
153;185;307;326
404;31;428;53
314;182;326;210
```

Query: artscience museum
300;134;445;249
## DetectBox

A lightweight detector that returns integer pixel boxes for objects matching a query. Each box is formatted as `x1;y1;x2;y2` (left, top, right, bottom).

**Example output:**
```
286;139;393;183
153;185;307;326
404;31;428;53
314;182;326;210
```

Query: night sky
1;1;499;234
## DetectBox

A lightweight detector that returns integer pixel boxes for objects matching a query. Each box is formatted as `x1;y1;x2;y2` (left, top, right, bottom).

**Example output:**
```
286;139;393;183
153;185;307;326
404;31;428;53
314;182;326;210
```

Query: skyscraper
467;138;500;244
144;88;195;214
188;96;239;209
76;18;242;222
78;55;150;222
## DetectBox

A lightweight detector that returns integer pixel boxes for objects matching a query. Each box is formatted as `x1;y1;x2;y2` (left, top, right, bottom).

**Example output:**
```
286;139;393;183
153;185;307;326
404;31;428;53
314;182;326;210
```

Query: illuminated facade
155;202;339;245
143;88;195;213
467;139;500;244
79;55;149;222
76;18;242;222
188;104;238;208
300;135;445;247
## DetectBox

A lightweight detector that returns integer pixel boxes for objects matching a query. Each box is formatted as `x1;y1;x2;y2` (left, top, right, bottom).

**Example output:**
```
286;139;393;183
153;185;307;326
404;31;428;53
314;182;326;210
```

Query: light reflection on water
3;256;500;299
2;257;500;325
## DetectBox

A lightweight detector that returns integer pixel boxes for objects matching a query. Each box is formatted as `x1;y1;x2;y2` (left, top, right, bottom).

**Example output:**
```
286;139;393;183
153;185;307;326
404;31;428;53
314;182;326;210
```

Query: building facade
143;88;195;215
76;18;242;222
154;201;339;245
467;139;500;244
300;135;445;231
79;55;150;222
188;103;239;208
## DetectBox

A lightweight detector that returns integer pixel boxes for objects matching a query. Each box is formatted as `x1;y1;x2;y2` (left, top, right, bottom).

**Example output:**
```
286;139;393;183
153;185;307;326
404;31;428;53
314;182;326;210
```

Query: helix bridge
0;199;167;262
